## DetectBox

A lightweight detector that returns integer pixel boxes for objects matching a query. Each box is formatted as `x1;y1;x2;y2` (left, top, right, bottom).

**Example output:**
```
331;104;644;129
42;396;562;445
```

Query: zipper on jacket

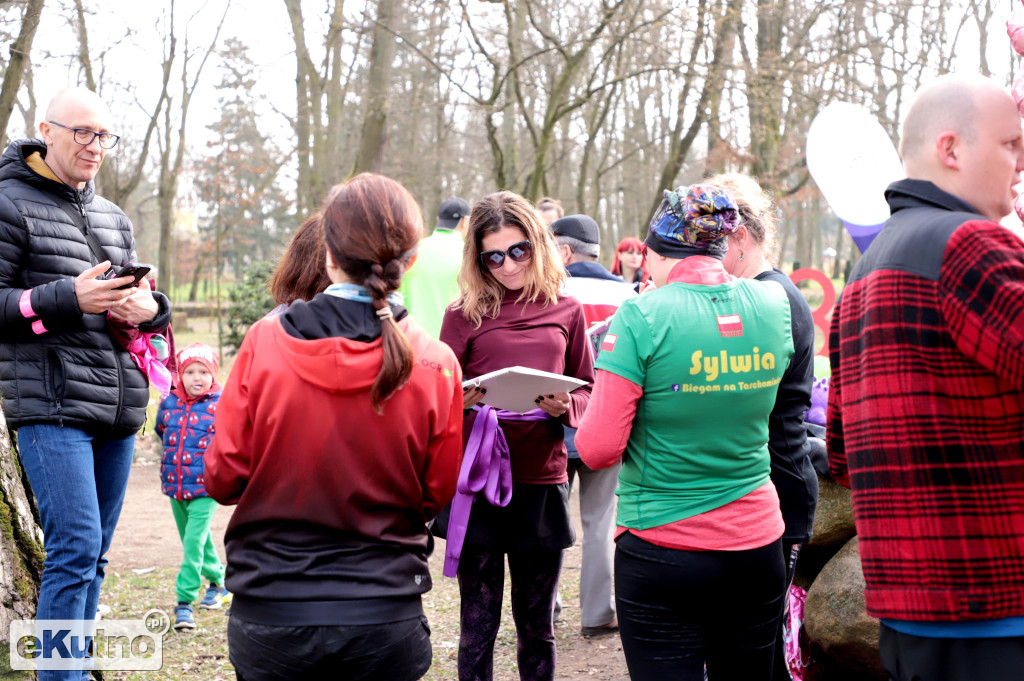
75;192;88;224
49;349;67;426
176;402;193;500
112;350;125;426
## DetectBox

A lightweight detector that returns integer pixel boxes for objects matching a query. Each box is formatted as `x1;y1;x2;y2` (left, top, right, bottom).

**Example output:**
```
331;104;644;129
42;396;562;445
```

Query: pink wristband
19;289;37;319
31;319;47;335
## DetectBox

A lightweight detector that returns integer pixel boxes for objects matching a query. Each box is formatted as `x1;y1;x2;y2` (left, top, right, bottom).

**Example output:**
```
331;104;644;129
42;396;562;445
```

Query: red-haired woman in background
206;173;464;681
610;236;649;288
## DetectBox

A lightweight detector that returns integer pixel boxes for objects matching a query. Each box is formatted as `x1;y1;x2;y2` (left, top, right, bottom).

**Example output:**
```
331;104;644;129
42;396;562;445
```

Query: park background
1;0;1022;679
1;0;1020;326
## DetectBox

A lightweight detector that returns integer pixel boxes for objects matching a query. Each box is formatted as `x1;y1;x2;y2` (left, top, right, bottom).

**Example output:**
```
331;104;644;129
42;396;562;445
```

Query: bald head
900;75;1008;169
899;74;1024;222
44;87;110;124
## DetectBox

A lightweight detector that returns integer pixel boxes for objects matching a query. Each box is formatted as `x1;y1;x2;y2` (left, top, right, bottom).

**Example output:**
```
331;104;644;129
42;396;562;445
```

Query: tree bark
0;410;45;672
647;0;741;223
0;0;45;145
352;0;398;175
156;0;227;296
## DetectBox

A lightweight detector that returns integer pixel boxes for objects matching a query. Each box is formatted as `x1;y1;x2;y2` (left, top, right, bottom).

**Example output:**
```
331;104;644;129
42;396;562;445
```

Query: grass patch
96;557;583;680
100;567;232;681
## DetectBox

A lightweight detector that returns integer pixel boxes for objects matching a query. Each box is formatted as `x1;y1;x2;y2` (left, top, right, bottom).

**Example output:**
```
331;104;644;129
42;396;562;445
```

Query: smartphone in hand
104;263;152;290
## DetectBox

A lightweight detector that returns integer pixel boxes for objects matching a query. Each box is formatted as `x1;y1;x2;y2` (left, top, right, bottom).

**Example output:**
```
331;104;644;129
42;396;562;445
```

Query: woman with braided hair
576;184;795;681
206;173;465;681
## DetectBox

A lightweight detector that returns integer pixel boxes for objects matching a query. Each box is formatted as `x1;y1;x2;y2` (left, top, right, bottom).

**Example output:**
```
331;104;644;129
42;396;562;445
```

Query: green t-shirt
399;228;464;339
595;277;794;530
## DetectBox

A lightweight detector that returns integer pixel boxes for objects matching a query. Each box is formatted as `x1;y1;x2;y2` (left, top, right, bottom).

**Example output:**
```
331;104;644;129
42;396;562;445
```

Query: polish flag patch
601;334;618;352
716;314;744;337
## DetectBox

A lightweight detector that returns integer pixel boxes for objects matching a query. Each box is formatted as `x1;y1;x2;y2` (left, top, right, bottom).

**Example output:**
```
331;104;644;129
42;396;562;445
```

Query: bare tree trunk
156;1;228;296
73;0;96;90
188;252;204;302
284;0;316;214
14;63;37;141
352;0;398;175
74;0;170;208
0;412;46;669
647;0;741;222
0;0;45;144
285;0;348;213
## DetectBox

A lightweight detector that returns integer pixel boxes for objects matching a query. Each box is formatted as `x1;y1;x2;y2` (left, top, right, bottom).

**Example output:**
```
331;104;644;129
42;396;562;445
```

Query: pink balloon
1014;75;1024;117
1015;193;1024;225
1010;6;1024;56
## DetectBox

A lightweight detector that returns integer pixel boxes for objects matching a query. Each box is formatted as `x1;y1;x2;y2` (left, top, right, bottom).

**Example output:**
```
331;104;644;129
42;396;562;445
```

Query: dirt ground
104;436;631;680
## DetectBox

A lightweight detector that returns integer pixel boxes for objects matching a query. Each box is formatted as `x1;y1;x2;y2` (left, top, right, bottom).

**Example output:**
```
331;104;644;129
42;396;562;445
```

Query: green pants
169;496;226;604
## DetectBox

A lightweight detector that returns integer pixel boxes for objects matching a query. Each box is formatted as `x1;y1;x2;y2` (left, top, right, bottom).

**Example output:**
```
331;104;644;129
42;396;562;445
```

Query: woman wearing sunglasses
439;191;594;681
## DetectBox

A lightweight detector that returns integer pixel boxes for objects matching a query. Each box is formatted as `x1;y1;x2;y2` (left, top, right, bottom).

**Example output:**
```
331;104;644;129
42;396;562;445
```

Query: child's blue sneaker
199;584;231;610
173;604;196;630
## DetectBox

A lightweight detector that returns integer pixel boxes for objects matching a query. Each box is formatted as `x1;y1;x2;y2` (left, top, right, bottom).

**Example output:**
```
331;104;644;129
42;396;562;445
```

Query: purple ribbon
442;404;551;577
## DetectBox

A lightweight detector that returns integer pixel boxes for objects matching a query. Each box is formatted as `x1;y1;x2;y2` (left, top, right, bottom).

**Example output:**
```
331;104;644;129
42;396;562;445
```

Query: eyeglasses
47;121;120;149
480;240;532;270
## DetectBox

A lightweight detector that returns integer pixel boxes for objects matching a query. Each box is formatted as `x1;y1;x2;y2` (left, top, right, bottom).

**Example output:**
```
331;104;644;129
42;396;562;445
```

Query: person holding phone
0;87;171;681
439;191;594;681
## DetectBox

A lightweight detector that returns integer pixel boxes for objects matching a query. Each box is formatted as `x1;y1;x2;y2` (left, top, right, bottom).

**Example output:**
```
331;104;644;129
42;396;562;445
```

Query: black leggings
615;532;785;681
456;544;563;681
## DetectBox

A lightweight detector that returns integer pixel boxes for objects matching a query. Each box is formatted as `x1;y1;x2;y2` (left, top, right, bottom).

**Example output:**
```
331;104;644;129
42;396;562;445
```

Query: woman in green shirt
576;185;794;681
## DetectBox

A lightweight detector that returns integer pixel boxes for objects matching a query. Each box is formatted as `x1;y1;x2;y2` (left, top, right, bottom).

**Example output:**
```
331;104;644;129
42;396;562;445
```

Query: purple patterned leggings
456;544;563;681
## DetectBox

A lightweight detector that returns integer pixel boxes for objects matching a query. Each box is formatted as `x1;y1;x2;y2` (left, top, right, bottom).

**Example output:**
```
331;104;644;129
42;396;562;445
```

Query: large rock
795;475;856;588
804;537;885;680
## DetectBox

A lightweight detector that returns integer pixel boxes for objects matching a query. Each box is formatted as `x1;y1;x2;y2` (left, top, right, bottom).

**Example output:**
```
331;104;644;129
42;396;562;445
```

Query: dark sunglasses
480;240;532;270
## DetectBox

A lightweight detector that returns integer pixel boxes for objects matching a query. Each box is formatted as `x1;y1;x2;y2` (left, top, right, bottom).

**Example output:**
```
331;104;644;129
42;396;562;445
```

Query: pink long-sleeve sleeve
575;369;642;470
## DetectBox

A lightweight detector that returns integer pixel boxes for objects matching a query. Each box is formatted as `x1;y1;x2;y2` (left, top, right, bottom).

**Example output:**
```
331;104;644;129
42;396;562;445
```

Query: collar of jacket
566;260;624;282
0;138;95;206
884;178;983;218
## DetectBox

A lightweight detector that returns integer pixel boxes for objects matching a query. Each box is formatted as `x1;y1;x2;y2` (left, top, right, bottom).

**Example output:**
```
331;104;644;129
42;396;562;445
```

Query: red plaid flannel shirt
828;179;1024;622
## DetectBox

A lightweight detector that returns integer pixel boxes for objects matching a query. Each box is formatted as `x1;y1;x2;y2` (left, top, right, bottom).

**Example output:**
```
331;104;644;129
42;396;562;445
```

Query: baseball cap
551;214;600;245
436;197;470;229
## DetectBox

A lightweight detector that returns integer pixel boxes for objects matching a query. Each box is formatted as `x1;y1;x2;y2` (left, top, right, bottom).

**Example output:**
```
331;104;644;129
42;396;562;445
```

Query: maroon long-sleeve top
441;288;594;484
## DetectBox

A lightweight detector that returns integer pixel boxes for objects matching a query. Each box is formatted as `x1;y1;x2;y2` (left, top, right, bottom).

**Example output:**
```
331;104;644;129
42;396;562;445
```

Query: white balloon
806;102;905;227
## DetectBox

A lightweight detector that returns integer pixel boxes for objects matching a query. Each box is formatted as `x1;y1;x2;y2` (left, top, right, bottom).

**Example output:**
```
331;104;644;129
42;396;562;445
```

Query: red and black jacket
828;178;1024;622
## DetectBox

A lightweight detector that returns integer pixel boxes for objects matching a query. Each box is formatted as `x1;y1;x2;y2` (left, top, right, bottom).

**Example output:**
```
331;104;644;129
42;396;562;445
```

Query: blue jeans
17;424;135;681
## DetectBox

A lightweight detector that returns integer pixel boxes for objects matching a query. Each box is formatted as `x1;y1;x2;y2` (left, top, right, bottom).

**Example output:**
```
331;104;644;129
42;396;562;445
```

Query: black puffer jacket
0;139;171;435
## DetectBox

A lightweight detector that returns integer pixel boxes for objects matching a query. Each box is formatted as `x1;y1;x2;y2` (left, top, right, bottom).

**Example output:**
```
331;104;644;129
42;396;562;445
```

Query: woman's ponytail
320;174;423;414
365;260;413;413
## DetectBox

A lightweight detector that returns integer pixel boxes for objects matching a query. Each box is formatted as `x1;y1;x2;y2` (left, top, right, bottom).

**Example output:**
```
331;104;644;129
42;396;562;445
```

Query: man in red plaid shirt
828;74;1024;680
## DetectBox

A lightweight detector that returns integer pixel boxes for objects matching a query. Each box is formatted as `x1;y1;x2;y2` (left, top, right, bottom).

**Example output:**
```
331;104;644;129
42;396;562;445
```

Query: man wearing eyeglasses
0;86;170;679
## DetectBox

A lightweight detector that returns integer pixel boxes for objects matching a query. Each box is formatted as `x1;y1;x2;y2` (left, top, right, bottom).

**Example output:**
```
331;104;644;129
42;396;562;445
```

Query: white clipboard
463;366;588;414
